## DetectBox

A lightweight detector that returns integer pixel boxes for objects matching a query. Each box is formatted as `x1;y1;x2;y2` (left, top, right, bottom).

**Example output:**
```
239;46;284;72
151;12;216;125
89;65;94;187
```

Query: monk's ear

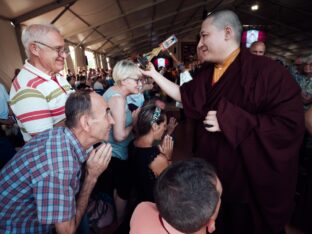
224;26;233;41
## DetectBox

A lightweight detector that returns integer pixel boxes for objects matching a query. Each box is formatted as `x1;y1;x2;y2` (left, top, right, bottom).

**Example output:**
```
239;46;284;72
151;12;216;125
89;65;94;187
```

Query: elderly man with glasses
9;24;73;142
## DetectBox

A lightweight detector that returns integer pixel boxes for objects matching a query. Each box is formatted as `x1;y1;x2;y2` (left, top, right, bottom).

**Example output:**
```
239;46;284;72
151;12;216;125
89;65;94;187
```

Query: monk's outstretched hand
139;62;158;78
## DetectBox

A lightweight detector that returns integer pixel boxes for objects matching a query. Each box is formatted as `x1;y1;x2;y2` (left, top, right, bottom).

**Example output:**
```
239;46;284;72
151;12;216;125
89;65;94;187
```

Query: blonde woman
100;60;142;223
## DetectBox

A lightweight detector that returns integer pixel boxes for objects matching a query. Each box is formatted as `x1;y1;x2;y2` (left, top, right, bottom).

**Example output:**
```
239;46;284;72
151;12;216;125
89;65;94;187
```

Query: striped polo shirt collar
24;60;53;81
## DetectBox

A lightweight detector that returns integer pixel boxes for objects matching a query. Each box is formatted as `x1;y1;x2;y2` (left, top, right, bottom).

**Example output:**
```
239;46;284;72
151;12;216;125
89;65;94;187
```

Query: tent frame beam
12;0;77;24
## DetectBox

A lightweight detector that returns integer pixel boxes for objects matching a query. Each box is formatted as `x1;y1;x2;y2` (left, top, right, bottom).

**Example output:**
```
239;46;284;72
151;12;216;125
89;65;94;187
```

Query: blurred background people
249;41;266;56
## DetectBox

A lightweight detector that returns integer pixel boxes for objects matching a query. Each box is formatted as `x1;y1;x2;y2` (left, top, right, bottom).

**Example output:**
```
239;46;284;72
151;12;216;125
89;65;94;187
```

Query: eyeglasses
126;77;145;84
34;41;70;56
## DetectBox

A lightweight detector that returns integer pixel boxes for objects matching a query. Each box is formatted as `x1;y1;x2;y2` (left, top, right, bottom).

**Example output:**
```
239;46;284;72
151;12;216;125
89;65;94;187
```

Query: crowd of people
0;8;311;234
66;67;114;94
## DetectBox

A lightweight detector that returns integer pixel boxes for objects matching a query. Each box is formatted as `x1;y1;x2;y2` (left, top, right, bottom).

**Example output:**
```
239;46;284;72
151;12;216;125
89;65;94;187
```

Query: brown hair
136;101;166;137
65;90;93;128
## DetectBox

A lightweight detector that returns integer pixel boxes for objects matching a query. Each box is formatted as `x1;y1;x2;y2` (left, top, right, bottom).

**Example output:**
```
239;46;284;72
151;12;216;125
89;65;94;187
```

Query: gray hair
112;59;141;84
21;24;60;58
65;90;93;129
208;10;242;44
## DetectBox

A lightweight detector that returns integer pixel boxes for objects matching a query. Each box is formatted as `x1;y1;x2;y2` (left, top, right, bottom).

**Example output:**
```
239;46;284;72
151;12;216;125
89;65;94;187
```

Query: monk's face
250;43;266;56
198;17;228;63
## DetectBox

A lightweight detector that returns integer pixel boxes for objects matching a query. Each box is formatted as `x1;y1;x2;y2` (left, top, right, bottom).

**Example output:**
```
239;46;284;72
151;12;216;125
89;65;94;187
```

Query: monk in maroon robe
141;9;305;234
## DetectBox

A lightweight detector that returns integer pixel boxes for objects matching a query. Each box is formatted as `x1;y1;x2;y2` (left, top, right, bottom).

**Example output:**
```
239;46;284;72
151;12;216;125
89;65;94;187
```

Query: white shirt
176;70;193;108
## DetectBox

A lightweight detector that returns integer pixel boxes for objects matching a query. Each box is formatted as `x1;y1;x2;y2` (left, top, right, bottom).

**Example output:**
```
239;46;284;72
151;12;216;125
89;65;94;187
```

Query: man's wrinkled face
88;93;115;142
36;31;67;73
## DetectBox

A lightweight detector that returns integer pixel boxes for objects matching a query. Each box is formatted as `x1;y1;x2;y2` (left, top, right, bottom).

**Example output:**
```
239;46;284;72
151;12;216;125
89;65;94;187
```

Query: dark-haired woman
129;102;174;203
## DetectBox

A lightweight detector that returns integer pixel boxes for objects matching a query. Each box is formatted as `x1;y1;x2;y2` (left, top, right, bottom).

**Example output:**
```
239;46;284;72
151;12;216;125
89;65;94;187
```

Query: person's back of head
154;159;221;233
178;63;185;72
79;75;86;83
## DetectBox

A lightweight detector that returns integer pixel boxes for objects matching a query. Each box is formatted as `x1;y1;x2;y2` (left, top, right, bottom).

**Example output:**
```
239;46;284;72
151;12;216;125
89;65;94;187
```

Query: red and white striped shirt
10;60;73;141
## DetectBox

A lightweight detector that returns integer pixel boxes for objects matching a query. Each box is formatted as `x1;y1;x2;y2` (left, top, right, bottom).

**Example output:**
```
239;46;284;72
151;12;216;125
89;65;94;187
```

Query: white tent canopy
0;0;311;89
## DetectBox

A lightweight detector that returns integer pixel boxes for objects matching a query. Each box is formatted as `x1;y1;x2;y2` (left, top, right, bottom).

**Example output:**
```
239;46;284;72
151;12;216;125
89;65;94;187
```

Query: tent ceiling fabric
1;0;311;62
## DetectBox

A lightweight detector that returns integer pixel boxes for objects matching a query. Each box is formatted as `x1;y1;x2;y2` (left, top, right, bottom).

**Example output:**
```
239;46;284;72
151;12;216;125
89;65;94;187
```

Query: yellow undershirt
212;48;240;85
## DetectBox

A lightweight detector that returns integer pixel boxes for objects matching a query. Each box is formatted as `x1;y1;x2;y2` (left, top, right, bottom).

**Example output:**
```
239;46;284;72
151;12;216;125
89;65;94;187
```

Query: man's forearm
153;72;181;102
75;172;97;225
55;172;97;234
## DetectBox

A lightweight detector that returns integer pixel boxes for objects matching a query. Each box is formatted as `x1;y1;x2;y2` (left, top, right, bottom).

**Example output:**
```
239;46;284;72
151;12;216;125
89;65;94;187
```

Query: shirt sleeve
33;173;76;224
0;92;9;119
10;88;54;134
0;84;9;101
180;71;193;85
130;202;159;234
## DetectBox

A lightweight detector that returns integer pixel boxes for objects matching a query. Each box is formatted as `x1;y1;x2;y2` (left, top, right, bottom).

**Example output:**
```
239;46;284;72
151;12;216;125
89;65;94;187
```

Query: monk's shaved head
207;10;243;45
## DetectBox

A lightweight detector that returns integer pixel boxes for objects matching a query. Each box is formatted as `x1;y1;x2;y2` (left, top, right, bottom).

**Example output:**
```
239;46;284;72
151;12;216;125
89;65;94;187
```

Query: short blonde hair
112;60;141;84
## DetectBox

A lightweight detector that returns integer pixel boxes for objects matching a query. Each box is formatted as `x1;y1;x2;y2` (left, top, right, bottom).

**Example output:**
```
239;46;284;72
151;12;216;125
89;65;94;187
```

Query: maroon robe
180;48;305;234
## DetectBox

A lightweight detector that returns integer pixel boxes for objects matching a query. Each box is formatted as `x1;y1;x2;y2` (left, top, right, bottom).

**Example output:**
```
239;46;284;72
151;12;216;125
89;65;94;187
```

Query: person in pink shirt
130;159;222;234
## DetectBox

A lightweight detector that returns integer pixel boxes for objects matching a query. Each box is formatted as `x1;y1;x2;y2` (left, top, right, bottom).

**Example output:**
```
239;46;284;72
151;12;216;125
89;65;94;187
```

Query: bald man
249;41;266;56
0;91;114;233
141;9;304;234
